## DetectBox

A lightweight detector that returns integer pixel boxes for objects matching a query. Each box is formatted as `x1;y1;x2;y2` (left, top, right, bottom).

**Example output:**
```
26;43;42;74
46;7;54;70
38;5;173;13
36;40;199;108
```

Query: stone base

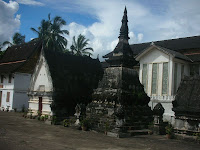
153;124;166;135
45;120;52;125
107;131;131;138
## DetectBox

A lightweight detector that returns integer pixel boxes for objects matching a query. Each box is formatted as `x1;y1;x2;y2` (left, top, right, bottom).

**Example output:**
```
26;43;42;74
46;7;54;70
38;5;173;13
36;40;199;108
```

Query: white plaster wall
139;48;170;96
29;96;52;115
0;74;14;90
14;73;31;91
33;53;53;92
0;90;14;111
137;48;191;123
0;73;31;111
140;48;169;64
28;51;53;115
12;92;29;111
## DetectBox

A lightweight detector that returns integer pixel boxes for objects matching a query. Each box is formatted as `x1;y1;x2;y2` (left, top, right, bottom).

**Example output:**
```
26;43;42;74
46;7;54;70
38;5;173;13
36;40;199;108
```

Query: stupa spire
118;6;130;40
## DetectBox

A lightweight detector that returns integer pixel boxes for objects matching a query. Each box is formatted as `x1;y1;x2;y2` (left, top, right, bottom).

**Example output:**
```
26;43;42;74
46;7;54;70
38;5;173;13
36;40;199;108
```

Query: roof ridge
131;35;200;46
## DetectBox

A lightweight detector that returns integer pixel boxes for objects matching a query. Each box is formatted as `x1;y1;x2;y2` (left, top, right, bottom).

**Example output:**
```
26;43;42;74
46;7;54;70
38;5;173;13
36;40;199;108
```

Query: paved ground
0;111;200;150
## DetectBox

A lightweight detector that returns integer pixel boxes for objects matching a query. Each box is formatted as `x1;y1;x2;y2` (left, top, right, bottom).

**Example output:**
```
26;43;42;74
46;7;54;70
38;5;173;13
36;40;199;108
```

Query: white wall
0;73;31;111
139;48;170;96
138;47;190;123
32;52;53;92
0;90;14;111
28;51;53;116
12;92;29;111
14;73;31;91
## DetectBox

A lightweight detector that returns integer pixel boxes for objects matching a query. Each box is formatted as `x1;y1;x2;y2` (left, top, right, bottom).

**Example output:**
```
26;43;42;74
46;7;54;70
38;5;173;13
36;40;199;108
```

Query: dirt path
0;111;200;150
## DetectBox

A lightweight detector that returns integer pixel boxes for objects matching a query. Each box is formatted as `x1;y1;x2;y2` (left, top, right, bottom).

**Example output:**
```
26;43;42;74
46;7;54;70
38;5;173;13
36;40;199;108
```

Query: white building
28;49;102;117
0;41;41;111
28;50;53;116
134;36;200;123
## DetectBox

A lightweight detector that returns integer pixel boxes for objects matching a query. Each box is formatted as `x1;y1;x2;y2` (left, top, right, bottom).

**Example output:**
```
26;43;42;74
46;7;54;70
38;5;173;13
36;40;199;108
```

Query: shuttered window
6;92;10;102
162;63;168;94
1;75;4;83
174;63;178;94
181;65;184;79
0;91;2;107
152;63;158;94
9;74;12;83
142;64;148;92
190;64;199;76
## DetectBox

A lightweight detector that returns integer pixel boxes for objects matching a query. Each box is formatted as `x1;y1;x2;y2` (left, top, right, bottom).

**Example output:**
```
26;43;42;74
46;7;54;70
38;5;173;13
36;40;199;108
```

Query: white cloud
16;0;44;6
0;0;20;44
3;0;200;60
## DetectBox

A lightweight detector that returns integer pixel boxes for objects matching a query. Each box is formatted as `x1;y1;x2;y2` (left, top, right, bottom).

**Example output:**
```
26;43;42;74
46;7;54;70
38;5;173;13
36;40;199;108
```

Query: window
174;63;178;94
162;63;168;94
142;64;148;92
190;64;199;76
9;74;12;83
0;91;2;107
152;63;158;94
181;65;184;79
6;92;10;102
1;75;4;83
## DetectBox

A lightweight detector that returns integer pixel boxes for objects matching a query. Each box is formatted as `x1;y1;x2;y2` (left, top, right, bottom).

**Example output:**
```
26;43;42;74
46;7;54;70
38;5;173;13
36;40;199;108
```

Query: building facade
28;48;103;117
134;40;200;123
0;41;41;111
28;50;53;116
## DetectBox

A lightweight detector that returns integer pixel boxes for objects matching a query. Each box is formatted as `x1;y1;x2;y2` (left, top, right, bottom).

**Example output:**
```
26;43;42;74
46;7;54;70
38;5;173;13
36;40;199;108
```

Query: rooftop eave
135;45;158;61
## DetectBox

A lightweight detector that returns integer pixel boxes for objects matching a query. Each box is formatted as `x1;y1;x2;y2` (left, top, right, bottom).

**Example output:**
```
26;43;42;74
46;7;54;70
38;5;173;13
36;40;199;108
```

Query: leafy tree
0;43;5;58
2;32;25;47
0;43;2;50
70;34;93;56
31;14;69;52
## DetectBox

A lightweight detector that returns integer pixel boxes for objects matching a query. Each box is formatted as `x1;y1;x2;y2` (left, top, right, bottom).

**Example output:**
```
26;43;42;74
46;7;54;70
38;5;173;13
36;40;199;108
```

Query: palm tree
3;32;25;47
31;14;69;52
0;43;5;58
71;34;93;56
0;43;2;50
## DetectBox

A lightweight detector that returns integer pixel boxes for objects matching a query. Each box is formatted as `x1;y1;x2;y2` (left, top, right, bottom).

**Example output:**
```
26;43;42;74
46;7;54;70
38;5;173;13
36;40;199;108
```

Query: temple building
28;48;102;117
0;41;41;111
87;7;152;137
134;36;200;123
103;10;200;123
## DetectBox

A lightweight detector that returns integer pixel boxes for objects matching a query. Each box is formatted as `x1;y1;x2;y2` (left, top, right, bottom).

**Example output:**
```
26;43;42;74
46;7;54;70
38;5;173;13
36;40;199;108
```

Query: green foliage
71;34;93;56
21;104;26;112
31;14;69;52
165;123;173;135
51;116;58;125
63;119;70;127
80;118;91;128
13;32;25;45
40;116;45;121
104;121;110;131
193;133;200;141
37;111;41;116
44;115;49;120
3;32;25;47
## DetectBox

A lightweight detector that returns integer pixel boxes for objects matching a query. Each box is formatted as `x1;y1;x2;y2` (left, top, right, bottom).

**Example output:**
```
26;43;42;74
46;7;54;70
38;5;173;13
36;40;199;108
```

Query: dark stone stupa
173;75;200;134
86;7;152;137
105;7;137;68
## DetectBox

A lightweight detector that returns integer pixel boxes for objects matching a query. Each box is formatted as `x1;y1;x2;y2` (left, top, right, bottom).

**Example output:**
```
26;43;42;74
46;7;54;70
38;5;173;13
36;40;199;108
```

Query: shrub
63;119;70;127
165;123;173;135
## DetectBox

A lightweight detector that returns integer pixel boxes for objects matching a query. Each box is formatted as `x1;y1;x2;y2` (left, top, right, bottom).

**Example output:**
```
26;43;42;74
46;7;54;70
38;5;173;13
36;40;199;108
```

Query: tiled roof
173;75;200;116
104;35;200;62
0;41;41;74
155;45;192;62
131;35;200;54
43;49;103;115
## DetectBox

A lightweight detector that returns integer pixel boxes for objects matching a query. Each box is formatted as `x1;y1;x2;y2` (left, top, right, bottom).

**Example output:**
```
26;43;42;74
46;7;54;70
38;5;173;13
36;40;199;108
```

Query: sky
1;0;200;60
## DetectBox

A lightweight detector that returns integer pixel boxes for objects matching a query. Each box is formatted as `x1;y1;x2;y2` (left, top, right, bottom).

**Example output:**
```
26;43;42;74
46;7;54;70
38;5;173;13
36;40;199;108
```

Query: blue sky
1;0;200;59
